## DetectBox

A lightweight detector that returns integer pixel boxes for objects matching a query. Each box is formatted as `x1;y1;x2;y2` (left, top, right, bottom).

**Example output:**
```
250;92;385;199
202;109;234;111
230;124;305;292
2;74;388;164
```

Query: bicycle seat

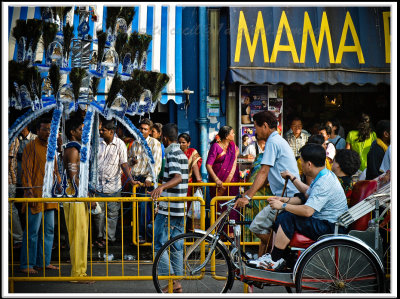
289;232;315;248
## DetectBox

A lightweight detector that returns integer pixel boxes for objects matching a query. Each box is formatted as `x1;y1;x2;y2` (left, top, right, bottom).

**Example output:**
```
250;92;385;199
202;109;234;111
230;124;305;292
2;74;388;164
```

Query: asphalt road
9;261;289;295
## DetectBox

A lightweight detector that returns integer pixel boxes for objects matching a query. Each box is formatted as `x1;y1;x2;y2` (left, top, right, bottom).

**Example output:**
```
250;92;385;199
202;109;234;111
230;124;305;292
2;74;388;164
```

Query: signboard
207;96;220;116
239;84;283;152
229;7;390;85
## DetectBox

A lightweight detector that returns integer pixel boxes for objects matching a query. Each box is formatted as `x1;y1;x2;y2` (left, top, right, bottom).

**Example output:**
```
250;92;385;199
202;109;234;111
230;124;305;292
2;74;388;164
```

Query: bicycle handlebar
219;194;241;208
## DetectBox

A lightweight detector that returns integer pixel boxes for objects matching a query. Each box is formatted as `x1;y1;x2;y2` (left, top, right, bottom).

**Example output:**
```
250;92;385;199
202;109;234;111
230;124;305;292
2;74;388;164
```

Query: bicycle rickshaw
152;179;390;293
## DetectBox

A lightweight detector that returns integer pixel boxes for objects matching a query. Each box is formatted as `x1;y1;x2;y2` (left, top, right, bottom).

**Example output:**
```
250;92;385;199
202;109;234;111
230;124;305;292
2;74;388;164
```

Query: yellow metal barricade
8;194;205;292
9;181;389;292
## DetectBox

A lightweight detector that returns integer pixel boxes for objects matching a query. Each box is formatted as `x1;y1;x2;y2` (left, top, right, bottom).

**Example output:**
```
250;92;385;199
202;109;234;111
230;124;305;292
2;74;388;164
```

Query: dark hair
140;118;153;128
65;114;83;140
334;149;361;176
375;120;390;139
210;125;233;144
242;134;249;141
307;134;325;145
327;118;341;135
152;122;162;134
178;132;191;143
102;119;116;131
116;123;126;135
36;117;52;131
290;116;303;125
253;111;277;129
357;113;373;142
162;123;178;142
116;122;134;139
299;143;326;167
319;124;332;136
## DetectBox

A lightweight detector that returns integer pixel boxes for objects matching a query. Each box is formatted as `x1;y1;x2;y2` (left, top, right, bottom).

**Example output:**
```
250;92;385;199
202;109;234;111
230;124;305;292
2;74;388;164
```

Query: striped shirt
284;129;310;158
97;136;128;194
128;136;162;182
158;143;189;217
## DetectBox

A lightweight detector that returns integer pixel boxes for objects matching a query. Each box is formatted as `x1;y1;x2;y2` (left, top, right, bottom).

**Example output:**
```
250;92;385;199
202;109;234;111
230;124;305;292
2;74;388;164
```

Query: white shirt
325;142;336;161
242;142;264;157
97;135;128;193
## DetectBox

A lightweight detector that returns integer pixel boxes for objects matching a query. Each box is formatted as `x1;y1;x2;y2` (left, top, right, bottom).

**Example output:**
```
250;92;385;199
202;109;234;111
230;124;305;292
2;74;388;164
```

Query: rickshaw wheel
295;239;385;293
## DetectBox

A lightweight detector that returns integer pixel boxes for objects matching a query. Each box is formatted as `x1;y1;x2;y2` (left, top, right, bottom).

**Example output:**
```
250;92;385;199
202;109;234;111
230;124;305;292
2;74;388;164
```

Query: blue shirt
305;169;348;223
161;143;165;158
328;136;346;150
261;131;300;197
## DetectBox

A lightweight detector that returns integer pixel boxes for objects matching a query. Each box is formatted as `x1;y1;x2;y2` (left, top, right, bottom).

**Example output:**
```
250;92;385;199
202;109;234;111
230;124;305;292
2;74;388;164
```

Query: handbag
187;188;202;219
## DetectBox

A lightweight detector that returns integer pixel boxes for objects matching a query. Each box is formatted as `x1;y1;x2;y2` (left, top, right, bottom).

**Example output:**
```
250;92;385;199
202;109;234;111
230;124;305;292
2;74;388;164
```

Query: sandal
95;239;106;249
34;264;59;270
13;242;22;249
162;280;182;293
20;268;38;274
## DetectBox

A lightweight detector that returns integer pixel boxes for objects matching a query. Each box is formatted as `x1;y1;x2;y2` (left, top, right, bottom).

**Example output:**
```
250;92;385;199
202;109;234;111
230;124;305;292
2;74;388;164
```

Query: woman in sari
206;126;240;236
178;133;203;231
178;133;203;195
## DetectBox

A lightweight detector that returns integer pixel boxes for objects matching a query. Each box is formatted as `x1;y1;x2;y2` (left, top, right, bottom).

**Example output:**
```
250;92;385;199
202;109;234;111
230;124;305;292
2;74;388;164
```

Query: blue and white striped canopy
8;4;183;104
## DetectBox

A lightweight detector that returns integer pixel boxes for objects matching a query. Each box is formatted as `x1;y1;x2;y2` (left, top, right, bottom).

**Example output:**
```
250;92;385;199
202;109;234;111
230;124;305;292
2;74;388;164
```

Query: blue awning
8;4;183;104
229;7;391;85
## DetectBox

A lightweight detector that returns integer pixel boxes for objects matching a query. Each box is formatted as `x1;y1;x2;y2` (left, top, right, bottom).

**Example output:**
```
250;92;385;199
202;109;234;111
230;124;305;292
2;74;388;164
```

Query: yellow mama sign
233;10;391;65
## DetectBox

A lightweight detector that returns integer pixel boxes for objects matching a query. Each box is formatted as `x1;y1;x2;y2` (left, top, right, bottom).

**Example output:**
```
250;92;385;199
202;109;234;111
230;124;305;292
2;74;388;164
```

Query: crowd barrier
8;182;389;292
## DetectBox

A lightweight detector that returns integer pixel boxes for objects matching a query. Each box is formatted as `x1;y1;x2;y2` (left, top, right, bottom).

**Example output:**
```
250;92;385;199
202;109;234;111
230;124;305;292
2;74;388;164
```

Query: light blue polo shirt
261;131;300;197
305;169;348;223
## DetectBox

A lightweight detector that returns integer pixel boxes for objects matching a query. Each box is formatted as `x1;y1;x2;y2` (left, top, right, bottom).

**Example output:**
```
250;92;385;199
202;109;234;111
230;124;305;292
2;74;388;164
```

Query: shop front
227;6;391;155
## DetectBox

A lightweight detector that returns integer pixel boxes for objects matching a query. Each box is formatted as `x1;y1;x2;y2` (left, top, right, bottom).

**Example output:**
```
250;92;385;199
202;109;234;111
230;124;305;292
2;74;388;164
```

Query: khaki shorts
249;205;280;235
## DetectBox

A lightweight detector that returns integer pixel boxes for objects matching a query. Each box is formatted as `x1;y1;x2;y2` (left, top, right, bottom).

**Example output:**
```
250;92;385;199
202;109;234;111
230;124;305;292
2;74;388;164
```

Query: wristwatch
244;194;252;202
282;203;287;210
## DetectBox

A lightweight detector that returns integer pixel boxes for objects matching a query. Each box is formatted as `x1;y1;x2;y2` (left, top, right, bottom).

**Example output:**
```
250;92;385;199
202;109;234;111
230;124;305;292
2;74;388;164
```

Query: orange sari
185;148;202;196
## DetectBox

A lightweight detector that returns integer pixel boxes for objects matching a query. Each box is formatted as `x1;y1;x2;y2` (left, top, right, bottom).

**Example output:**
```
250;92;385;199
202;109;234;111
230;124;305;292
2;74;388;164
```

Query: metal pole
197;7;209;180
374;199;380;251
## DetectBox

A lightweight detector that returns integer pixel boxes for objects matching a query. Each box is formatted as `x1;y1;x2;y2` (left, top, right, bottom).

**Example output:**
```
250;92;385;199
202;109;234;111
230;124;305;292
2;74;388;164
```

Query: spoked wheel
295;239;385;293
152;232;234;293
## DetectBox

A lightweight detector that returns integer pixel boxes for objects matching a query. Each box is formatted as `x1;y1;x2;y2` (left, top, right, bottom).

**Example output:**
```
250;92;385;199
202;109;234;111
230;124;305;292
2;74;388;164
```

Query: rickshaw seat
289;180;378;249
348;180;377;231
289;232;315;249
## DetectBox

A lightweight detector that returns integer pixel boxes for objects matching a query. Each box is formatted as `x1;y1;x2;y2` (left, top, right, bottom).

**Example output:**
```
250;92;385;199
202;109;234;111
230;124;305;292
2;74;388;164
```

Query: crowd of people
8;109;390;286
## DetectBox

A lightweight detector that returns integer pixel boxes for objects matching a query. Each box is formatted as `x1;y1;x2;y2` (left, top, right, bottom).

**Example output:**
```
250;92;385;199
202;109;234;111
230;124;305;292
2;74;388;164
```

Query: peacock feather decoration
70;67;87;101
62;23;74;58
49;64;61;98
106;73;123;107
9;5;172;199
